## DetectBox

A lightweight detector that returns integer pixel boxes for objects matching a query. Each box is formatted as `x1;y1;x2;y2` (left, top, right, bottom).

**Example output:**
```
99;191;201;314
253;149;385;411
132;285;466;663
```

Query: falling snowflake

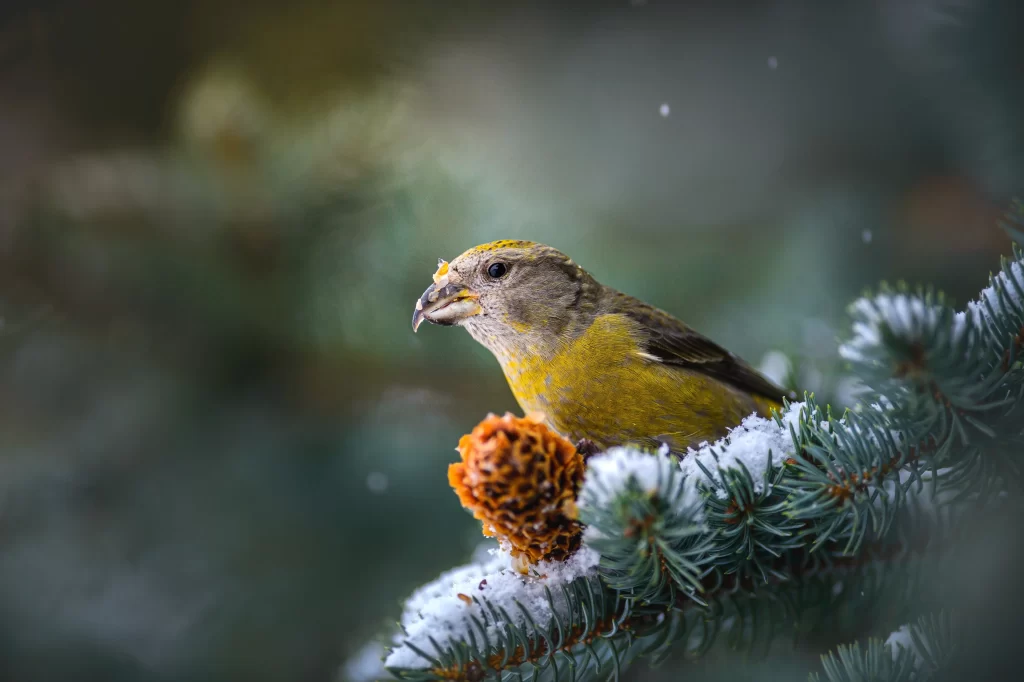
366;471;389;494
659;103;670;117
862;229;873;244
768;56;779;69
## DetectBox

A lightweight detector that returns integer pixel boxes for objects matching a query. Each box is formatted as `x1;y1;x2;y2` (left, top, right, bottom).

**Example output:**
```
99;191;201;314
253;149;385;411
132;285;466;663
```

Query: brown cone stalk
448;412;584;567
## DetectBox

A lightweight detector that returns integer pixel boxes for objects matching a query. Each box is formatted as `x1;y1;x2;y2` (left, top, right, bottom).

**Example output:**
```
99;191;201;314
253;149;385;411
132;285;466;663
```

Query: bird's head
412;240;595;356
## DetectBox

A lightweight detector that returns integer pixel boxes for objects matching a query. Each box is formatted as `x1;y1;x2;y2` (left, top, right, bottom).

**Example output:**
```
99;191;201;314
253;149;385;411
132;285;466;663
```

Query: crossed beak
412;260;482;332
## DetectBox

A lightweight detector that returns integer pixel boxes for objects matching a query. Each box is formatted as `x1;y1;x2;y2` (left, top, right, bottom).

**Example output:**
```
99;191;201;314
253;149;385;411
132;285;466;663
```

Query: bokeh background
0;0;1022;680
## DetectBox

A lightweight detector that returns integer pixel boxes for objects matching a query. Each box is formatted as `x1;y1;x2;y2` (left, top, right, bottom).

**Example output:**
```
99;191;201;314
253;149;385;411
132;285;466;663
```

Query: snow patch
839;294;950;364
885;624;920;664
968;258;1024;321
679;402;806;498
580;445;697;510
386;546;600;670
838;292;984;367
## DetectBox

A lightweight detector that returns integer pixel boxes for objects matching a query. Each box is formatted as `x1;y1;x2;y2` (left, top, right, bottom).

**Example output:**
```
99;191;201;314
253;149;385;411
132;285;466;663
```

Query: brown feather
605;289;789;404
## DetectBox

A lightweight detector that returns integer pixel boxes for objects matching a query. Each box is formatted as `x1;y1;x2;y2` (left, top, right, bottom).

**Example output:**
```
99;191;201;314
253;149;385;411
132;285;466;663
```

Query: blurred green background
0;0;1021;680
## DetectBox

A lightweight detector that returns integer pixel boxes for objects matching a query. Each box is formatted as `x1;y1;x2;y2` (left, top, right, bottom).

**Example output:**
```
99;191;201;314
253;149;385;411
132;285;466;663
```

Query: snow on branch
838;293;961;367
679;401;807;497
579;444;700;520
385;545;600;670
970;257;1024;322
577;445;708;602
838;246;1023;381
884;624;922;665
814;612;957;682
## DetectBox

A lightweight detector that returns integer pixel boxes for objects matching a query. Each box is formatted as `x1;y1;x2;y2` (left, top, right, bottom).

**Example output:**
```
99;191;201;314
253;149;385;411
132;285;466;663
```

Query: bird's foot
575;438;601;461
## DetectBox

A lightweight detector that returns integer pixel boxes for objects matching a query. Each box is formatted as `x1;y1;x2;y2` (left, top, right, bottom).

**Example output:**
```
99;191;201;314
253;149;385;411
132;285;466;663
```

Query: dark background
0;1;1021;680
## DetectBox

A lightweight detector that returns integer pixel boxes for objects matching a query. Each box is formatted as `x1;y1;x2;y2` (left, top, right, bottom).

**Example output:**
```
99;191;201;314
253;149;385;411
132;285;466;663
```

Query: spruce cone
448;412;584;567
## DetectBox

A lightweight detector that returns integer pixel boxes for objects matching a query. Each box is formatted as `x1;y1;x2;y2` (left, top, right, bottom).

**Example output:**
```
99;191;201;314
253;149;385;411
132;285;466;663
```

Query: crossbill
412;240;788;454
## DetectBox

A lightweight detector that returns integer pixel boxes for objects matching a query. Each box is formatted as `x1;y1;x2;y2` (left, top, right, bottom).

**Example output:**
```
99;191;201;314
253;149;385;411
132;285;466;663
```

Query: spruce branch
387;535;946;682
577;447;710;606
811;611;958;682
697;458;805;583
384;402;959;682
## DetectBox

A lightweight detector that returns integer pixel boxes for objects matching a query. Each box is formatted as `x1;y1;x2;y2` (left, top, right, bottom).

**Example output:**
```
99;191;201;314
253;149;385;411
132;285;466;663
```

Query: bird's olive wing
619;298;789;403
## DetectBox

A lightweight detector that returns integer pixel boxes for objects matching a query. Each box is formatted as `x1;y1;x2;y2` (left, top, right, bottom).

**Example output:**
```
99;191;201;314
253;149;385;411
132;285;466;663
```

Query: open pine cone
448;412;584;568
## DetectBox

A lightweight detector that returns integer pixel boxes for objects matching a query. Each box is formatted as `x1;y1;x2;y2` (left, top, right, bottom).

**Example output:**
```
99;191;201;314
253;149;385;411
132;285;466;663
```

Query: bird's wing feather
611;293;788;402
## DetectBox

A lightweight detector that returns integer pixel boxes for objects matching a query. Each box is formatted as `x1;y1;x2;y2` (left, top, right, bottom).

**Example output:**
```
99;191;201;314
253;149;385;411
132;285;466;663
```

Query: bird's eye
486;262;508;279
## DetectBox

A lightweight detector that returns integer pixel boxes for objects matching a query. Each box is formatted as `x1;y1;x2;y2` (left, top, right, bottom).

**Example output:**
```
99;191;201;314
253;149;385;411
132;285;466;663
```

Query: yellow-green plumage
505;313;779;452
413;241;786;454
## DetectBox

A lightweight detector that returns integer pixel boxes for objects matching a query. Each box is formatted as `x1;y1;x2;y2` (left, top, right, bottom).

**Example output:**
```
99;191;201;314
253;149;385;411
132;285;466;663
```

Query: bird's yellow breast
498;314;768;452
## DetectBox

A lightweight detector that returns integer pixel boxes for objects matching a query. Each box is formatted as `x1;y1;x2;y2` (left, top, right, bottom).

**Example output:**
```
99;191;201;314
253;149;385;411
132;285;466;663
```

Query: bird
412;240;789;455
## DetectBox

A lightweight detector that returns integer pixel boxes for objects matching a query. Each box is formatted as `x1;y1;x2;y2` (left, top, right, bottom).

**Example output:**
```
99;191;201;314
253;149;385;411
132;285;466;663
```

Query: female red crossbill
412;240;788;454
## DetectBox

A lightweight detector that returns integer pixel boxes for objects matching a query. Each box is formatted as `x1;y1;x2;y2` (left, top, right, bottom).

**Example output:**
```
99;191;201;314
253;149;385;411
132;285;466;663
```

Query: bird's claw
575;438;600;461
